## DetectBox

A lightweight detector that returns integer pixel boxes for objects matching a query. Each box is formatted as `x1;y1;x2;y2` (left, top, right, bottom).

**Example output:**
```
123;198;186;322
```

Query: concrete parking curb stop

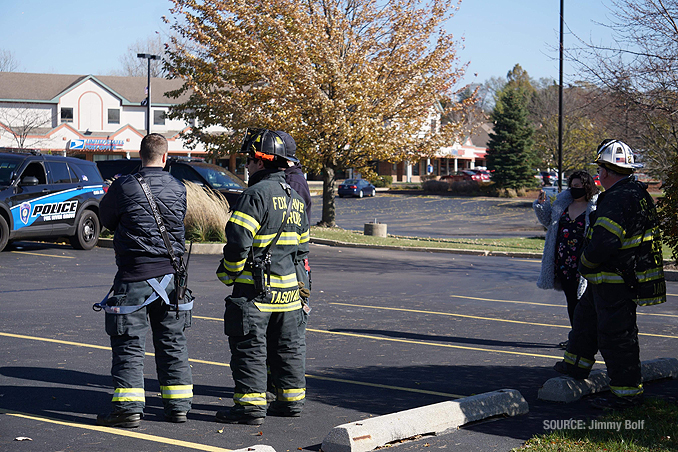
538;357;678;403
320;389;529;452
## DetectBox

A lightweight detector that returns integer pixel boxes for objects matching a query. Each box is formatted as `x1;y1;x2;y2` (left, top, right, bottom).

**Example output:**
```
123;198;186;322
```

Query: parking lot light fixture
137;53;160;135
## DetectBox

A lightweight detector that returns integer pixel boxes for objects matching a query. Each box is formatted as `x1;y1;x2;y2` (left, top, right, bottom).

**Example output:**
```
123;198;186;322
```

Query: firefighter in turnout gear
216;129;310;425
96;134;193;428
554;139;666;410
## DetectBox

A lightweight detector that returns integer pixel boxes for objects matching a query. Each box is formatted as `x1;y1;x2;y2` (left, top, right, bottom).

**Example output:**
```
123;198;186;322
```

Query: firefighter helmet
594;139;642;174
241;128;299;164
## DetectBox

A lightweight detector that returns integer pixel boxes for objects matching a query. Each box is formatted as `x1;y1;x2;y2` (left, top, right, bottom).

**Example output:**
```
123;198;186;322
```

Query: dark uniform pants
105;277;193;415
565;283;643;397
224;293;307;417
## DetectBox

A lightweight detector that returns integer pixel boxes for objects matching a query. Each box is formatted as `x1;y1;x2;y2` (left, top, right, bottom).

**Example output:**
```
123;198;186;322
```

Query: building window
61;107;73;123
430;119;437;133
153;110;165;126
108;109;120;124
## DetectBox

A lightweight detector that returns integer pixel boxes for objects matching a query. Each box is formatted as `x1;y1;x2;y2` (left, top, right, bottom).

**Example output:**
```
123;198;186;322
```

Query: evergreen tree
486;86;536;190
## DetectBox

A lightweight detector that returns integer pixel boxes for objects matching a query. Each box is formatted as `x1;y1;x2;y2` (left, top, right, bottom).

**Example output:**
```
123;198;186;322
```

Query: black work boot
591;394;645;411
96;411;142;428
267;401;302;417
554;361;590;380
215;408;265;425
164;411;188;423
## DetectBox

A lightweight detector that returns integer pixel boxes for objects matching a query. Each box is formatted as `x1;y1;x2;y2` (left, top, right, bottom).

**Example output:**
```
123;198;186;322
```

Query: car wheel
359;190;364;198
0;215;8;252
69;210;100;250
371;189;376;197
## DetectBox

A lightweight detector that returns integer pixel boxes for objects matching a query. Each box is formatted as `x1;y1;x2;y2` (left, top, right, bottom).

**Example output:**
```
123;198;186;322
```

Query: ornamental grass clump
184;181;230;243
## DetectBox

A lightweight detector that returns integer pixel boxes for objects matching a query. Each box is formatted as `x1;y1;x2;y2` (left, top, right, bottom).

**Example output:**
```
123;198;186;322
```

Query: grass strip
513;398;678;451
310;226;675;259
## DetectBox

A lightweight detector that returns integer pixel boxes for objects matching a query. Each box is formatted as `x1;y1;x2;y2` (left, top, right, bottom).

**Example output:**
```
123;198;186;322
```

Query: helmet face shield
240;128;266;154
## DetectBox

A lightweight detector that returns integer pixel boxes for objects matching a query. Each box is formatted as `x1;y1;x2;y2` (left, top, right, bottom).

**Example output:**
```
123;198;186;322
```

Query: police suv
0;151;106;252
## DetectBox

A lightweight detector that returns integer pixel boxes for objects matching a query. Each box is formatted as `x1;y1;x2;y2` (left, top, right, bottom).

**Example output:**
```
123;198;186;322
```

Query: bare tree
115;35;167;77
568;0;678;177
0;108;52;149
0;49;19;72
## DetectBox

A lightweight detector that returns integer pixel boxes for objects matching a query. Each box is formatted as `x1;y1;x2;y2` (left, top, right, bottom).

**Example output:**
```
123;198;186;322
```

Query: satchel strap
133;173;183;273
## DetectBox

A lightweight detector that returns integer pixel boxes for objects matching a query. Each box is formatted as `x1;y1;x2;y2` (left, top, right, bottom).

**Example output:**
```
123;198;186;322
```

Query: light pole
557;0;564;191
137;53;160;135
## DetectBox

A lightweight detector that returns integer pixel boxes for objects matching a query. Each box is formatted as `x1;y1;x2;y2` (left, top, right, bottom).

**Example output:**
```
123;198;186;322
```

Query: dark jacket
285;163;311;223
100;167;186;282
578;176;665;306
217;169;310;312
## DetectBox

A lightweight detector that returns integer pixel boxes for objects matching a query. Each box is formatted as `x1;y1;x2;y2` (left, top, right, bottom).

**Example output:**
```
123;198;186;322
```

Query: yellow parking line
305;374;464;399
2;410;231;452
192;315;561;359
329;302;678;339
9;251;75;259
0;330;462;399
307;327;563;359
331;302;570;328
0;332;112;350
449;294;678;318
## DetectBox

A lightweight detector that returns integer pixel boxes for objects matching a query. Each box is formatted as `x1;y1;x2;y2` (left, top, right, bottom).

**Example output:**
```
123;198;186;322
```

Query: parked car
440;170;480;182
537;171;558;186
96;157;246;206
0;151;107;252
468;169;491;182
337;179;376;198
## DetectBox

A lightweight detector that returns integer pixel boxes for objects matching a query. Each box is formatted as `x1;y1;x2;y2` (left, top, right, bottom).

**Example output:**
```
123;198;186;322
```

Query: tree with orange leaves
166;0;472;226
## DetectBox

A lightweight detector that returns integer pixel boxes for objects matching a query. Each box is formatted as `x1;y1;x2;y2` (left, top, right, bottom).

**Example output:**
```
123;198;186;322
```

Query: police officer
554;139;666;410
96;133;193;427
216;129;310;425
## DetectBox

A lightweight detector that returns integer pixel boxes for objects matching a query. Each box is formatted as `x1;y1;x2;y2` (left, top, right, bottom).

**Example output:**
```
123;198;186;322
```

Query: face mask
570;187;586;200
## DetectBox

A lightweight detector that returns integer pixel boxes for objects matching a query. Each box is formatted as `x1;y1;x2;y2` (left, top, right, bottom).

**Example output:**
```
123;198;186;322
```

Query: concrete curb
97;238;224;255
309;237;543;259
231;446;276;452
538;357;678;403
95;237;678;279
321;389;528;452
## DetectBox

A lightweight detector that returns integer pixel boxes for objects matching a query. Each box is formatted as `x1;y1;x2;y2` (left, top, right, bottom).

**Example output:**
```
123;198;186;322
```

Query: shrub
658;154;678;263
448;180;480;194
422;180;449;192
516;187;527;197
371;175;393;188
184;181;231;243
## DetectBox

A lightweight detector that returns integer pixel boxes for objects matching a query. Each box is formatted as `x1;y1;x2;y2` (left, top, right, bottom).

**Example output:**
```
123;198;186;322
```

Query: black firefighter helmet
241;128;299;166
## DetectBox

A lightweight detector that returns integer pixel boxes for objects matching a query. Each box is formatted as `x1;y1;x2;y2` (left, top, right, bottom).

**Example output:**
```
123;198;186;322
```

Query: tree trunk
320;165;336;227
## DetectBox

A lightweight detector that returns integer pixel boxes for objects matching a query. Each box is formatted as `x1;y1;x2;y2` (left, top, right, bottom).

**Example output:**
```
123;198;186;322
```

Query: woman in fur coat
533;170;599;349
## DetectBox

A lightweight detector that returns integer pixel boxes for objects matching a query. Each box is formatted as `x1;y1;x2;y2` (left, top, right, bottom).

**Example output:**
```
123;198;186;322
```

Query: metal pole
146;57;151;135
558;0;564;191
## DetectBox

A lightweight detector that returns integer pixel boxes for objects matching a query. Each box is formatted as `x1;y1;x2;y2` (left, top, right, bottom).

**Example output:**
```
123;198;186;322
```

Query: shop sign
68;139;124;151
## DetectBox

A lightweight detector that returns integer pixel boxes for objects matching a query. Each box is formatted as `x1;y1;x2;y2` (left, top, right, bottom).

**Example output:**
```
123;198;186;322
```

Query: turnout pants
104;276;193;415
224;292;307;417
565;283;643;397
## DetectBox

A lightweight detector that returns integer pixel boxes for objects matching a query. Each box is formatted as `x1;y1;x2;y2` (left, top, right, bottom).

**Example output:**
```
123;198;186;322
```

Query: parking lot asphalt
309;193;545;239
2;240;678;451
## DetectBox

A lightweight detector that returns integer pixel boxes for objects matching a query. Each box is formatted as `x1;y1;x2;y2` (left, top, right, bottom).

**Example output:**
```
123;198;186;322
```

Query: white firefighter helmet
594;139;642;174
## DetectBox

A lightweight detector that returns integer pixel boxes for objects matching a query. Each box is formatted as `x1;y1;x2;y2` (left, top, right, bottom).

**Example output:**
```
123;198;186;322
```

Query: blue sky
0;0;613;86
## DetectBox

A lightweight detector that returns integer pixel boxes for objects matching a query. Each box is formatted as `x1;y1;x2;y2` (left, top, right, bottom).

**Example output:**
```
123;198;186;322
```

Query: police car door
8;160;53;236
44;160;80;234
